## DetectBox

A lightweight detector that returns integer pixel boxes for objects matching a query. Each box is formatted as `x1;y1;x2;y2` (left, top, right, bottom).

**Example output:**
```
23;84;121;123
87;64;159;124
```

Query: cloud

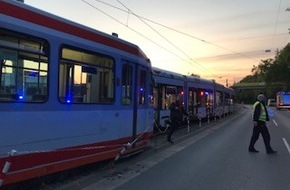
195;49;270;62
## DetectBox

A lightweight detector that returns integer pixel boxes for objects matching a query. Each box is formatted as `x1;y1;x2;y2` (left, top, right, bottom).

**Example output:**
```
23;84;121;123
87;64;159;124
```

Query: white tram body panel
0;0;153;186
1;109;149;153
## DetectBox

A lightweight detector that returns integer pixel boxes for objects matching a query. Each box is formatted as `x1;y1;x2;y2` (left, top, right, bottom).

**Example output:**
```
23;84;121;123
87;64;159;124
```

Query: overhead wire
115;0;215;76
80;0;264;81
89;0;259;63
81;0;217;78
80;0;188;62
80;0;214;76
269;0;282;51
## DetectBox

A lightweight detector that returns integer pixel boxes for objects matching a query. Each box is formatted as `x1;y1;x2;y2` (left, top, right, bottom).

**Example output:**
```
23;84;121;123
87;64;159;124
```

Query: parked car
267;99;276;106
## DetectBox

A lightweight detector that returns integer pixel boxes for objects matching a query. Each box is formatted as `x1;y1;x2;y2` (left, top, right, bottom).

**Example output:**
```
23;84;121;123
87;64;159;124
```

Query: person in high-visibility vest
248;93;277;154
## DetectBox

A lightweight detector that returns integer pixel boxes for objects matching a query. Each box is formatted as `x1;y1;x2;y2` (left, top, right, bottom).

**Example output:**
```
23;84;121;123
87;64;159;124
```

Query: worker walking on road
248;93;277;154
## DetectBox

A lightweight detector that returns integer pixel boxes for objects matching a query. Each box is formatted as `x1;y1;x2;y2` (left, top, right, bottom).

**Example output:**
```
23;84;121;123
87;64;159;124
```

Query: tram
0;0;154;186
0;0;235;187
152;67;235;128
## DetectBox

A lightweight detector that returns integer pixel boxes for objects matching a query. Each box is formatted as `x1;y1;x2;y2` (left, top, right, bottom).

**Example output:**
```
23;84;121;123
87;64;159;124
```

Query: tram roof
152;67;186;81
0;0;149;60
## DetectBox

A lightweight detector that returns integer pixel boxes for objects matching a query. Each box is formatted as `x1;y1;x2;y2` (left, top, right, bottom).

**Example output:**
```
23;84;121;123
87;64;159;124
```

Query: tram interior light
200;91;209;96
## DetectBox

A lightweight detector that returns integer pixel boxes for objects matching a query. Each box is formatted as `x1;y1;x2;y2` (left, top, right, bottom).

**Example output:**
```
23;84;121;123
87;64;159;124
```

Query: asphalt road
56;105;290;190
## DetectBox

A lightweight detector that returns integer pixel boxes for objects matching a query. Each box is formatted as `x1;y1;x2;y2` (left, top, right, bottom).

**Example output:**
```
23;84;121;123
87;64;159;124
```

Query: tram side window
59;47;114;104
0;29;48;102
122;64;132;105
153;87;158;109
216;91;222;106
162;85;177;109
225;94;233;105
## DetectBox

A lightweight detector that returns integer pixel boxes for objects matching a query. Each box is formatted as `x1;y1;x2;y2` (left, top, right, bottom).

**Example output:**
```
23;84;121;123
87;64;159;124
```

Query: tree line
235;43;290;103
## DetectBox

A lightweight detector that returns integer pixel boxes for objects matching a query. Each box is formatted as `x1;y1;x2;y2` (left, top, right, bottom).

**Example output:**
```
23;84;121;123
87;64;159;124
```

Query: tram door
133;65;151;141
121;61;152;143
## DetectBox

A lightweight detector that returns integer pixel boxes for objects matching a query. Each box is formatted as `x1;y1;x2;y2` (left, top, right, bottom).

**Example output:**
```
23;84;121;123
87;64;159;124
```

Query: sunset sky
25;0;290;86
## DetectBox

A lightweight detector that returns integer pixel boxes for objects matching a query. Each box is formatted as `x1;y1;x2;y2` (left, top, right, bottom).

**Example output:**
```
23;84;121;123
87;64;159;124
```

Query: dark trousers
249;121;273;151
167;120;179;141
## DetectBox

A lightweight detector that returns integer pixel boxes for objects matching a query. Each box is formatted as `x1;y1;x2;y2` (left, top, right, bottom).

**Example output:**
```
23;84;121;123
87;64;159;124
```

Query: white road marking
282;138;290;155
272;119;278;127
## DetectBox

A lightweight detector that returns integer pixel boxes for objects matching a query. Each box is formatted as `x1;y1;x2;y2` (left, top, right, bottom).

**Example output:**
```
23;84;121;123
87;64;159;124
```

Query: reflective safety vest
253;101;267;121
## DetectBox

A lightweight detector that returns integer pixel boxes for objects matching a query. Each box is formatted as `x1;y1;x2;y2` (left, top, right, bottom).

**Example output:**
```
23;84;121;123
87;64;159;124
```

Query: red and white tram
0;0;235;187
0;0;154;186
